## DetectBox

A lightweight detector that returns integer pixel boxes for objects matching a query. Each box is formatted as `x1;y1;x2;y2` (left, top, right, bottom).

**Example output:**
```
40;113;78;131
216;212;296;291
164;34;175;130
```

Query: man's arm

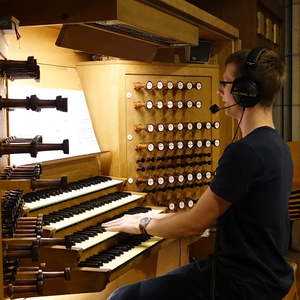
102;187;231;238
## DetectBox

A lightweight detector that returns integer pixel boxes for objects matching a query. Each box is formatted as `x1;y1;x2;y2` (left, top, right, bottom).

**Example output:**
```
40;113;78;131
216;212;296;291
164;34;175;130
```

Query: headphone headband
245;47;266;68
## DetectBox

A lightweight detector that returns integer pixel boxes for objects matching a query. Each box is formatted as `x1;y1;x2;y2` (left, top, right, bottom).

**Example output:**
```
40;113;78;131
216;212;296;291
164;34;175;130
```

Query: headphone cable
232;107;246;143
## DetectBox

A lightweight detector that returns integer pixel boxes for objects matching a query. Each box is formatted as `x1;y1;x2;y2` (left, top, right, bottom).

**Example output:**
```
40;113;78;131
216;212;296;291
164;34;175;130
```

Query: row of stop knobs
136;170;213;186
134;81;203;91
135;121;220;132
136;139;220;152
135;99;202;110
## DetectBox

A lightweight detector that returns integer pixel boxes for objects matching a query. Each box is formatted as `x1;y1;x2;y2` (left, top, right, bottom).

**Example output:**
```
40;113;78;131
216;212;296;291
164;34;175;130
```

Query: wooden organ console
77;61;221;211
0;2;242;298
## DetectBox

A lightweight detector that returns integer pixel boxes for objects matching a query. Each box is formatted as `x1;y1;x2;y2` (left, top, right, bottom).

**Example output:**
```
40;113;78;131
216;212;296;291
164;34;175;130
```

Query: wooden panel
77;61;222;209
56;24;159;62
288;142;300;188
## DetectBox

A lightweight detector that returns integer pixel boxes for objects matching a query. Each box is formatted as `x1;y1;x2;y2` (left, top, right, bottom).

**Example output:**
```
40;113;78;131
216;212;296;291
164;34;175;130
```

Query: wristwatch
139;217;152;235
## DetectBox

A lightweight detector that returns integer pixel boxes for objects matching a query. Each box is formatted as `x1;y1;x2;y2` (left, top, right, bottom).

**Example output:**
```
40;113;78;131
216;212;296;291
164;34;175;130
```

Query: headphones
231;47;266;108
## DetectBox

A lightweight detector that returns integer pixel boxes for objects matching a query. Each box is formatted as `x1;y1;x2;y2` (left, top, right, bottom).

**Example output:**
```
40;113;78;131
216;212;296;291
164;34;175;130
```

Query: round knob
146;100;153;109
177;123;184;131
145;81;153;90
167;123;174;131
175;101;184;109
169;202;175;211
168;175;175;184
186;82;193;90
196;172;203;180
157;124;165;132
178;174;185;183
196;122;202;130
212;139;220;147
186;122;194;130
157;142;165;151
157;177;165;185
177;141;184;150
187;140;194;149
156;100;164;109
156;81;164;90
205;171;212;179
187;173;194;181
213;121;220;129
195;82;202;90
204;140;211;148
167;100;174;109
167;81;174;90
196;140;203;148
186;100;193;108
195;100;202;108
179;201;185;209
176;81;184;90
168;142;175;150
188;199;194;208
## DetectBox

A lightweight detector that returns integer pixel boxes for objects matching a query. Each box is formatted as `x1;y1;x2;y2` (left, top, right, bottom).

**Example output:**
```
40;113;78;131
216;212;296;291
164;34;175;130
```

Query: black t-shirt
210;126;293;299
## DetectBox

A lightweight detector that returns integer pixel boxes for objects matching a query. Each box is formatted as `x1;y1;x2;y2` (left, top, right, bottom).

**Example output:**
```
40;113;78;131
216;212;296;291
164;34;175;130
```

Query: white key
75;231;118;250
74;209;163;250
26;179;123;211
99;236;163;270
49;194;142;231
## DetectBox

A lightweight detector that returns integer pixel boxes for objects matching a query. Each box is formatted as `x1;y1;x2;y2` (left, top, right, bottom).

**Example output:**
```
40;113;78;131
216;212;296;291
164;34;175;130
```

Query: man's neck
238;105;275;138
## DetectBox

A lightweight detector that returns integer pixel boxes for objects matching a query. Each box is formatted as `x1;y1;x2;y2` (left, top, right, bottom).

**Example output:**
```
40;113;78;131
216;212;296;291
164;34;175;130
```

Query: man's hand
102;214;143;234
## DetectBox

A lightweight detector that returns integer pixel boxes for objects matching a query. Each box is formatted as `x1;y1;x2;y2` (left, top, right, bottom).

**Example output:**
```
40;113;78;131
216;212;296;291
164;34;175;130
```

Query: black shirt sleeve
210;141;263;204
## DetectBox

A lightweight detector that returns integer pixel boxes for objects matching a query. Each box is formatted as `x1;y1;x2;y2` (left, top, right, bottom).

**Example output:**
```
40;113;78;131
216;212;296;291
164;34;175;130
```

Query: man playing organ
103;48;293;300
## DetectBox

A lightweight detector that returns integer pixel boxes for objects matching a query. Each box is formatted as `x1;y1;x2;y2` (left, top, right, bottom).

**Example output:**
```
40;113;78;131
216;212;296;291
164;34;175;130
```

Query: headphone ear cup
231;77;260;108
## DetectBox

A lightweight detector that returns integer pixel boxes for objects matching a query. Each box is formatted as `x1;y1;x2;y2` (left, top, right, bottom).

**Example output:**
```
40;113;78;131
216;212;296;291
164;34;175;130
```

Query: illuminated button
167;81;174;89
147;144;154;152
177;123;184;131
168;123;174;131
196;172;202;180
157;177;164;185
178;175;185;183
168;176;175;184
158;143;165;151
205;171;212;179
177;141;184;149
213;139;220;147
179;201;185;209
196;140;203;148
147;124;154;132
169;202;175;210
176;101;184;109
205;140;211;148
196;122;202;130
146;101;153;109
147;178;154;186
157;101;164;109
157;124;164;132
167;100;174;109
187;141;194;149
168;142;175;150
213;121;220;129
188;200;194;208
205;122;212;129
196;82;202;90
156;81;163;90
187;173;193;181
177;81;184;90
186;82;193;90
186;100;193;108
195;101;202;108
187;122;193;130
